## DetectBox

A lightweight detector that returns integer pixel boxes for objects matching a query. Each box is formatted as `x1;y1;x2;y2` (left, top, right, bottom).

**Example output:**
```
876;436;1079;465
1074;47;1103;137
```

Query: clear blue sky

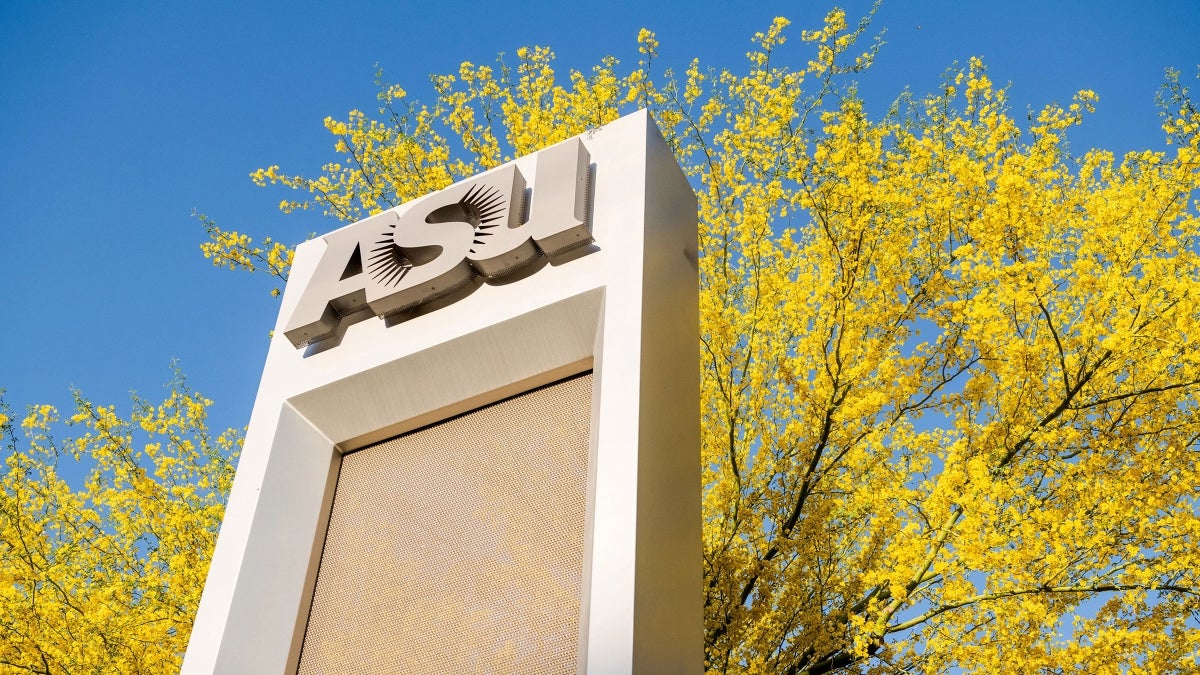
3;0;1199;439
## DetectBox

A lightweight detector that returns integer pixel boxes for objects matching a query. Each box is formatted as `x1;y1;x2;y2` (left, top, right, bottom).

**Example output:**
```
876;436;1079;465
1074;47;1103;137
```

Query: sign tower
183;110;701;674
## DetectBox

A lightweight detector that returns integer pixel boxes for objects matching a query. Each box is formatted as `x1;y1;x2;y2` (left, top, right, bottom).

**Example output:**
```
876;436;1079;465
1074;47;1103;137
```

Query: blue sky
2;0;1199;439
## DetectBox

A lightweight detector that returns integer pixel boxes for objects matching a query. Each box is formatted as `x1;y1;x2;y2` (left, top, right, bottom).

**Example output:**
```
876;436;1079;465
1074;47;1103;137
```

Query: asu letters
282;138;592;348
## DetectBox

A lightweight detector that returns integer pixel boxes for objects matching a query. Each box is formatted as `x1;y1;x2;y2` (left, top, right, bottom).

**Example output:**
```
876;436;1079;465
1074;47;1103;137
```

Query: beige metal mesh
297;373;593;674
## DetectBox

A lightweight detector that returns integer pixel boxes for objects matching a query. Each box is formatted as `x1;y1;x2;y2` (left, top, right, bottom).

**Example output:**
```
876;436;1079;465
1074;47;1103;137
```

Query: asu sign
184;111;701;674
284;138;592;347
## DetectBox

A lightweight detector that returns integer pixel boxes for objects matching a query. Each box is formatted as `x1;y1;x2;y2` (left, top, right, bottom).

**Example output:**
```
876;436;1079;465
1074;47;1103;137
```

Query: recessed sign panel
297;374;592;674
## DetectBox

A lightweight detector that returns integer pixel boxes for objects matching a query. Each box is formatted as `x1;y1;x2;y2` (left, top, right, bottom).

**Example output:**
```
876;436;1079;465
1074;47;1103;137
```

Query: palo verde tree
0;376;239;673
206;10;1200;672
2;5;1197;674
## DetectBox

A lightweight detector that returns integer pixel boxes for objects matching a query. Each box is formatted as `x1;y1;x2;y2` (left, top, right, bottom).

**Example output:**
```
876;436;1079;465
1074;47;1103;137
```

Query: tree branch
886;582;1198;633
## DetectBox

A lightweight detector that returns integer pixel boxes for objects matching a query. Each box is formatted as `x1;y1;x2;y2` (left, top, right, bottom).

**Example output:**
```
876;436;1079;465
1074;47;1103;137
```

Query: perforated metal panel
297;373;593;674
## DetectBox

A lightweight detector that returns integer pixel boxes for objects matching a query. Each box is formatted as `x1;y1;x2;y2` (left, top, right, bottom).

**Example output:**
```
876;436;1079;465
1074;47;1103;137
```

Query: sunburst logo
367;184;509;287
